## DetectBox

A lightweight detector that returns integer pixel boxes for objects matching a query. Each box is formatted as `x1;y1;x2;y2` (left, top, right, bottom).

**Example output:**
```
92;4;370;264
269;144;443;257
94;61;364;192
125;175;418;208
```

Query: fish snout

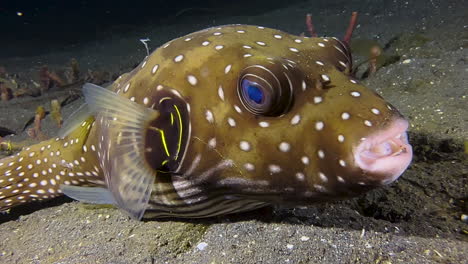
353;118;413;185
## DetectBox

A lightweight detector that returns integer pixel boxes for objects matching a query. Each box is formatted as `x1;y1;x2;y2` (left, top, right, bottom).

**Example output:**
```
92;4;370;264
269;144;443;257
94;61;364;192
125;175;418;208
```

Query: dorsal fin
58;103;92;138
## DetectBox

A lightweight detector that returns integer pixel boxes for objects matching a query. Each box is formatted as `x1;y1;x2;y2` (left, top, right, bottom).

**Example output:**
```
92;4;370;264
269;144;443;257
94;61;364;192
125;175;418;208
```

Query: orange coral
27;106;47;140
0;82;12;101
39;66;65;93
50;99;63;128
369;45;382;75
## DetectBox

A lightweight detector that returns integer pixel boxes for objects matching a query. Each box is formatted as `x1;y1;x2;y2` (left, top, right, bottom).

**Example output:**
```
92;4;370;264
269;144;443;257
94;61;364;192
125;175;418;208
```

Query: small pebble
461;214;468;223
402;59;412;64
286;244;294;250
300;236;310;241
197;242;208;251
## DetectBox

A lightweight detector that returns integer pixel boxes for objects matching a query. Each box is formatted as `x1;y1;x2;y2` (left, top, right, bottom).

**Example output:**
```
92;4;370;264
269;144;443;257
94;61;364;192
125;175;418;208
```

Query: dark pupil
247;84;263;104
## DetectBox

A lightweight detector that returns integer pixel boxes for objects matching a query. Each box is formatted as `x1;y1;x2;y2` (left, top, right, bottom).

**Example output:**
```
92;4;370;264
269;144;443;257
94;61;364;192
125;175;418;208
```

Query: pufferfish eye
242;79;264;104
238;64;293;116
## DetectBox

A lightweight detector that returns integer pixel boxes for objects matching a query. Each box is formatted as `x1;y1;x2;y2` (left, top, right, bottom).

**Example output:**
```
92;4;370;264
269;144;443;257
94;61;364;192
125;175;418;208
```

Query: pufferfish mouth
354;118;413;185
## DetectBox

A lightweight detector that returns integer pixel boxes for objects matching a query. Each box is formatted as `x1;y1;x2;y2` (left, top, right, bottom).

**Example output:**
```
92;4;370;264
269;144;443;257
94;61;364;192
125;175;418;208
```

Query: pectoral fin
82;83;159;220
60;185;116;205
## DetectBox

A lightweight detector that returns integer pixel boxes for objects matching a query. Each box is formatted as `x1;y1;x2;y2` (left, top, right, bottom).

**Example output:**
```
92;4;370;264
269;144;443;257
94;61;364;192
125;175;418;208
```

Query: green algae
392;33;431;50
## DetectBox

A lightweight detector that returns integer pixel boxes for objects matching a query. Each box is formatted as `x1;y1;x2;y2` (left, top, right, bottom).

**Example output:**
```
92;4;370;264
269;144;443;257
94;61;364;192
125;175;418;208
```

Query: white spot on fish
315;121;324;131
234;105;242;114
259;121;270;128
318;149;325;159
174;55;184;63
218;85;225;101
124;83;130;93
319;172;328;182
295;172;305;181
338;135;345;143
187;75;198;86
313;96;322;104
205;110;214;123
278;142;291;152
152;64;159;74
291;114;301;125
339;160;346;167
227;117;236;127
224;64;232;74
268;164;281;174
244;163;255;171
314;184;327;192
321;74;330;82
341;112;350;120
208;138;217;148
239;141;251;151
256;41;266;46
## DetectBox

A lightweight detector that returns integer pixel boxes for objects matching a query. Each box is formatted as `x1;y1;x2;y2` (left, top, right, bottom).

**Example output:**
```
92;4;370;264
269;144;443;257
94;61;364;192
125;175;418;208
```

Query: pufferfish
0;25;413;220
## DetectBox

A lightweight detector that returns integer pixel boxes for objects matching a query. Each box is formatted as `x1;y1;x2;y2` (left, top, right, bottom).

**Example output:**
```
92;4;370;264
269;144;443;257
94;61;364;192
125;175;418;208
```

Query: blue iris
242;80;263;104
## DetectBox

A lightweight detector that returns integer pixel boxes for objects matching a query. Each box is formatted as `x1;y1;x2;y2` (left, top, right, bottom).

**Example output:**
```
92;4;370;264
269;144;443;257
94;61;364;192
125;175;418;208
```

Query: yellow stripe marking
148;127;170;157
173;105;183;158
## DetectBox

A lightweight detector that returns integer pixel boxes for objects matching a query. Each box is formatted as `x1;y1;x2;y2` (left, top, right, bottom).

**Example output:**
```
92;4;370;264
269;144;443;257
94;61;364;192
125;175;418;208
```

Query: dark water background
0;0;305;57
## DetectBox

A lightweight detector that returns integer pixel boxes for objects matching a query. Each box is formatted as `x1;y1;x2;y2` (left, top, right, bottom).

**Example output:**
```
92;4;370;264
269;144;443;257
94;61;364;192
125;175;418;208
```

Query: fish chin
354;118;413;185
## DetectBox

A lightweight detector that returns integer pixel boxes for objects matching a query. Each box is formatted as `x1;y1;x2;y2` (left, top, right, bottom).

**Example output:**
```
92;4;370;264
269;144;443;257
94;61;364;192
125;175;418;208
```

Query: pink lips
354;118;413;184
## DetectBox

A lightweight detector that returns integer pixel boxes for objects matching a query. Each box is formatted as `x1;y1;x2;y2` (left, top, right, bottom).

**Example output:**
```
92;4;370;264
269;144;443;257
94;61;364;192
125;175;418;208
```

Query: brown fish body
0;25;412;219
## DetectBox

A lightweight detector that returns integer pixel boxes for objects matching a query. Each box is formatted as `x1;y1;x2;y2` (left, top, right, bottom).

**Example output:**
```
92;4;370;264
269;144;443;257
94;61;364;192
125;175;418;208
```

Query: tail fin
0;116;101;212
